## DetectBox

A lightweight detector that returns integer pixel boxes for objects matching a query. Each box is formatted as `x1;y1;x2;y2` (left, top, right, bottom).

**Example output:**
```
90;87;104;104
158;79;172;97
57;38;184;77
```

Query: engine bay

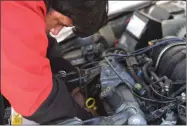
57;37;186;125
57;1;186;125
0;1;186;125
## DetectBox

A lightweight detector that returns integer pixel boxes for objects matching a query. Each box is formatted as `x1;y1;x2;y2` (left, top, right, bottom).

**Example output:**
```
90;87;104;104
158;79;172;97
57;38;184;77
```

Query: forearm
23;76;90;124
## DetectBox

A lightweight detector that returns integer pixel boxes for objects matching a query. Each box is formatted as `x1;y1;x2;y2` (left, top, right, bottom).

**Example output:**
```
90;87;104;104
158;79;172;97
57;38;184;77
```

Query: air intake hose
149;40;186;82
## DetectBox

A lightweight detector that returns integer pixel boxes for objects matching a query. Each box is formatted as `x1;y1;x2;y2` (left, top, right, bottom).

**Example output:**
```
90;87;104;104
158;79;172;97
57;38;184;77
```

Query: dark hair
44;0;108;37
43;0;52;12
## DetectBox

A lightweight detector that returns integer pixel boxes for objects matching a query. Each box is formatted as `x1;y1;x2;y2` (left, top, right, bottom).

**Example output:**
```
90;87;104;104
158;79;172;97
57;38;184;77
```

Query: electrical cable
171;81;186;85
70;68;88;98
148;71;177;100
102;47;127;57
133;93;176;104
75;67;82;91
104;57;133;91
131;39;184;56
149;76;167;86
150;85;176;100
104;56;176;104
104;38;185;57
80;61;101;72
67;76;87;83
71;38;184;105
84;77;96;99
66;71;77;76
128;38;185;54
71;65;100;98
103;44;180;103
80;61;100;69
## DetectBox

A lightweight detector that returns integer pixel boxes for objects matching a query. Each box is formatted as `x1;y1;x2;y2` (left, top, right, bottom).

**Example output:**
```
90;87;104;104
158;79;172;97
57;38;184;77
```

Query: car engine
0;1;186;125
55;1;186;125
58;36;186;125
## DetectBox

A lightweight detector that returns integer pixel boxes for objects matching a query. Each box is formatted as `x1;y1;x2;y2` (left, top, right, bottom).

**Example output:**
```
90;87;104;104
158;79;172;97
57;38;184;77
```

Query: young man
1;0;107;124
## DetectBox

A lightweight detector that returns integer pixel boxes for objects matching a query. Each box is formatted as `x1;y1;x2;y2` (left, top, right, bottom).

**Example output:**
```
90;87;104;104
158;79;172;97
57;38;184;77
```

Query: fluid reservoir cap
85;98;96;110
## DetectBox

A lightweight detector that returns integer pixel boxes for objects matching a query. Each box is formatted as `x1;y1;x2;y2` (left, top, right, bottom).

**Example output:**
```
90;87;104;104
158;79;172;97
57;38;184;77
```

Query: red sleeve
1;1;52;116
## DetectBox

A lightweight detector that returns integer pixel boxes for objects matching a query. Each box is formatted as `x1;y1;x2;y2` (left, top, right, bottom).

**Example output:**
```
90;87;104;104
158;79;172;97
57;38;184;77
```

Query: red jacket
2;1;84;124
2;0;52;115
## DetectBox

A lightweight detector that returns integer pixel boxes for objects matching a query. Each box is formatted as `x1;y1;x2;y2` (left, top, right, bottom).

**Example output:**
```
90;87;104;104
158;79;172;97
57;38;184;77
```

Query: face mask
50;0;108;37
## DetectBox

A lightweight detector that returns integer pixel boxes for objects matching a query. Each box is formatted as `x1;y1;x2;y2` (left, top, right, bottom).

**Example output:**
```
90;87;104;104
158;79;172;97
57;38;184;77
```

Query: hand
71;88;97;116
71;87;85;108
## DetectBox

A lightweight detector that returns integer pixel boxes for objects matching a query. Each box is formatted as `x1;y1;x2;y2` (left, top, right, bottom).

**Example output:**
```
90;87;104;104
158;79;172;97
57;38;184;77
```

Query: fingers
50;25;64;35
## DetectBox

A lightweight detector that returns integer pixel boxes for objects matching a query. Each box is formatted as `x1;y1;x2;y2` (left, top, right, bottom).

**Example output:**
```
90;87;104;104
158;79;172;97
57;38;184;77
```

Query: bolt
181;93;186;102
161;88;165;93
106;69;111;76
165;85;169;92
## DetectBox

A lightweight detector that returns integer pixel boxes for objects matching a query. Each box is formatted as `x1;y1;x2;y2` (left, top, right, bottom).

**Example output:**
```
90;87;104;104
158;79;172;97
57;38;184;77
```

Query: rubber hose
159;49;186;78
142;60;153;84
157;45;186;80
170;58;186;81
149;40;185;64
157;45;185;71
